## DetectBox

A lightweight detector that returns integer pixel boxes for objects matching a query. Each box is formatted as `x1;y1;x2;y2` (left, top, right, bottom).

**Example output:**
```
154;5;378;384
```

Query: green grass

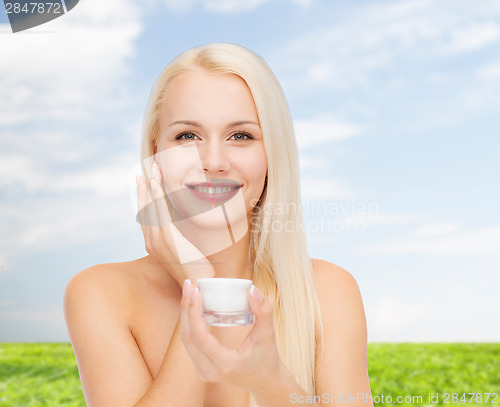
0;343;84;407
367;343;500;406
0;343;499;406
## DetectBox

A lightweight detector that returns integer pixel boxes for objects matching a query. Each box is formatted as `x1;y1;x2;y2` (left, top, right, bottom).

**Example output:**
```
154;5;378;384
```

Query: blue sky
0;0;499;342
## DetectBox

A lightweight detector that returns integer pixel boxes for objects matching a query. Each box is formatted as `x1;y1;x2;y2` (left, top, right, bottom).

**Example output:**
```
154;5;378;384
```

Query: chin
170;207;249;254
186;206;248;230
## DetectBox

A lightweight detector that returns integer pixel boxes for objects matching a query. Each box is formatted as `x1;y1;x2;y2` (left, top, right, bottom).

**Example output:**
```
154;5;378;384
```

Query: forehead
159;69;259;126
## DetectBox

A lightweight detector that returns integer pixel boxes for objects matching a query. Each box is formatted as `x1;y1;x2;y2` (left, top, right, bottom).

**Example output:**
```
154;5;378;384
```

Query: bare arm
64;266;205;407
134;317;206;406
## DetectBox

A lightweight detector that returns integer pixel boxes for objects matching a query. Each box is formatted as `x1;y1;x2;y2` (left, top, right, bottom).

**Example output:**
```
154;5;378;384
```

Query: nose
197;140;230;175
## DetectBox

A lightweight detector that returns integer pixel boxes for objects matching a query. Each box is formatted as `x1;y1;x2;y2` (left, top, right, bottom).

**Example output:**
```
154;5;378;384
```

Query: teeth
192;186;239;194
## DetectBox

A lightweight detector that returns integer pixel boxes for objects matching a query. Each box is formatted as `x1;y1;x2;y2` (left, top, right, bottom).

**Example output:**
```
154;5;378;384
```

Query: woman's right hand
136;160;215;287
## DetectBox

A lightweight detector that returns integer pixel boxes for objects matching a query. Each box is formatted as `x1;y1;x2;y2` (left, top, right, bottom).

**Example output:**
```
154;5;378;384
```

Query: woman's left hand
180;280;286;394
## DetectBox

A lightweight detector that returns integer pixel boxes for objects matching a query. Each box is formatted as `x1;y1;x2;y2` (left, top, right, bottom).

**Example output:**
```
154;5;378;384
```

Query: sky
0;0;499;342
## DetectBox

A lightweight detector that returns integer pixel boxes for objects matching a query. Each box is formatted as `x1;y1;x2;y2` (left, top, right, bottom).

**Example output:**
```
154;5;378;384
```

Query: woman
64;43;373;407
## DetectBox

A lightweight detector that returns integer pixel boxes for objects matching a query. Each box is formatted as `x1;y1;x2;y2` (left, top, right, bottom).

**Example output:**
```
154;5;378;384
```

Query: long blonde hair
140;43;323;405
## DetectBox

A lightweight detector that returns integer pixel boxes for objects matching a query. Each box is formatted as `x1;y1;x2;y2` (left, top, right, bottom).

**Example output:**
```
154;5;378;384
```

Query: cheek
253;149;268;182
239;148;267;189
156;144;201;192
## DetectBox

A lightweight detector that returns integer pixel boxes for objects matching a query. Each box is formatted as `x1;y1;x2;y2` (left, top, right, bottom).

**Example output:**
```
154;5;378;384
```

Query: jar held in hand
197;278;254;327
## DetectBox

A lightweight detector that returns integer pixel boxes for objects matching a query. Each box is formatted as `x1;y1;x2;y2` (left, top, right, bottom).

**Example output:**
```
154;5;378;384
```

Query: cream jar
197;278;254;326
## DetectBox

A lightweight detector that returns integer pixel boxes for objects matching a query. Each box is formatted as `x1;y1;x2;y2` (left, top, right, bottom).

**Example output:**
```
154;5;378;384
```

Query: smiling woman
63;43;373;407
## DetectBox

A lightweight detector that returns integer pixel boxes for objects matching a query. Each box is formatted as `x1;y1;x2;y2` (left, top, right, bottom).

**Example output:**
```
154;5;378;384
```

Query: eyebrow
168;120;260;128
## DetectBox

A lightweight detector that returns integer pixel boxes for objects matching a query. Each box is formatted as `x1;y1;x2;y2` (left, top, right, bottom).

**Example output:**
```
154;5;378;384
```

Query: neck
173;216;253;280
207;231;253;279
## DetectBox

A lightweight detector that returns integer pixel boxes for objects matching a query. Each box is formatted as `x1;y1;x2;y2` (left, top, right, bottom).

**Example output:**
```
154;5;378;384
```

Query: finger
154;160;172;224
180;281;208;352
150;159;172;227
180;280;218;378
149;160;178;259
148;160;176;263
186;288;237;368
185;286;217;351
136;175;153;228
181;282;214;350
244;285;275;345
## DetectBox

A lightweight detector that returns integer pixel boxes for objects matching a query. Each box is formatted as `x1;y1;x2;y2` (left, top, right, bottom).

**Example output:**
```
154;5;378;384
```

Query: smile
188;185;240;194
186;180;242;202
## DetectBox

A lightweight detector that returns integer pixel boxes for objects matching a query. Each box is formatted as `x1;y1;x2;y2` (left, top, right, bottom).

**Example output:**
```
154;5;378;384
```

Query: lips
186;179;242;203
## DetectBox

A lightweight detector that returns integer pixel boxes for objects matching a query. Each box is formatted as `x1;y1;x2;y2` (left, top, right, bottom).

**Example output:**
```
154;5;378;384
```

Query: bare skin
65;255;252;406
64;255;372;407
64;69;373;406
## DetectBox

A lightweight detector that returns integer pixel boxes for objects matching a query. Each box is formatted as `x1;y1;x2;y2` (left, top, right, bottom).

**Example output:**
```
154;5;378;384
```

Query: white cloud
12;155;134;197
367;292;500;341
292;0;313;8
306;211;423;237
461;56;500;111
162;0;198;12
275;0;500;93
338;211;423;226
0;0;145;265
0;0;142;126
205;0;271;13
414;222;460;237
301;176;356;200
358;225;500;255
0;149;140;256
477;57;500;81
294;116;362;200
443;21;500;55
293;117;361;148
298;155;325;171
162;0;271;13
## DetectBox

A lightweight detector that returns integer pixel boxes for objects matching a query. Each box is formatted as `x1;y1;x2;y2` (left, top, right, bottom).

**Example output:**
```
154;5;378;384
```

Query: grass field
0;343;499;406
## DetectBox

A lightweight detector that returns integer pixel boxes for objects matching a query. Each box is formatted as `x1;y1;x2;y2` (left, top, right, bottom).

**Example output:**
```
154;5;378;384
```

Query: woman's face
156;68;268;231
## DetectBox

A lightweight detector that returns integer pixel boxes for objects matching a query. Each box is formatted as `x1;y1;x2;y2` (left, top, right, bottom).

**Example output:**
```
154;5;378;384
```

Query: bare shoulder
64;256;178;312
63;260;138;346
63;257;179;340
310;258;367;347
64;259;140;312
65;261;125;294
311;258;361;298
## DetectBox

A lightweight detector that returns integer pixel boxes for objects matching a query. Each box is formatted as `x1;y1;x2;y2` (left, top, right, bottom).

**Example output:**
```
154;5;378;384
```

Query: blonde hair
140;43;323;405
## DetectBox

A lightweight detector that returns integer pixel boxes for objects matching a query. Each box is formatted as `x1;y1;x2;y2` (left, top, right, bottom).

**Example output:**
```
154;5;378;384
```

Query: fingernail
182;279;191;297
150;178;156;188
152;161;157;179
250;285;263;303
190;286;198;305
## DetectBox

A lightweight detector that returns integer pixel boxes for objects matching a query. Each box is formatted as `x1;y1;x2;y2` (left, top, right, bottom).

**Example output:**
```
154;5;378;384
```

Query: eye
229;132;253;141
175;132;200;141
